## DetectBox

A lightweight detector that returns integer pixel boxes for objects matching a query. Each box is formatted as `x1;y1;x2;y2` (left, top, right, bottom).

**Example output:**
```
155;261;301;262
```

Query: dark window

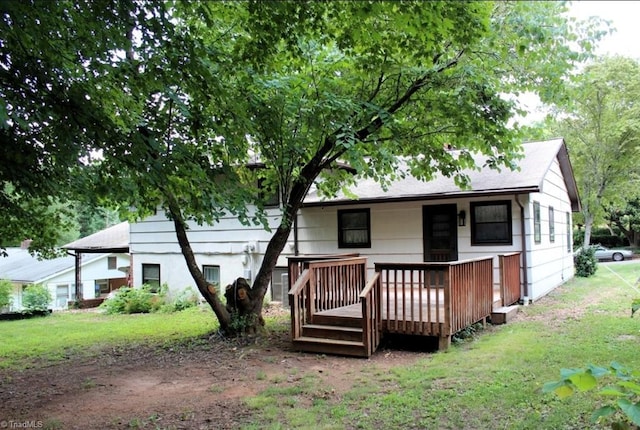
338;209;371;248
107;256;117;270
142;264;161;292
258;178;280;208
549;207;555;243
566;212;571;252
202;265;220;289
471;201;512;245
533;202;541;244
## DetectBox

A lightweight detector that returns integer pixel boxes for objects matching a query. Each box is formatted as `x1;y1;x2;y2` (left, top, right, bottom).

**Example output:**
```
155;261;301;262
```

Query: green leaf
618;399;640;426
591;405;616;423
569;371;598;391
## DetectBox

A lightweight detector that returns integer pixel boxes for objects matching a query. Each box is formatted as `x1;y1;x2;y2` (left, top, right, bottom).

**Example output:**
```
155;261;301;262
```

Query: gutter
515;194;530;302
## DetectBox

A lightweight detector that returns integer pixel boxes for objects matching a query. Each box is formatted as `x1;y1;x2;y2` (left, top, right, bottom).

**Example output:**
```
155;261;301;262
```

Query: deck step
490;305;519;325
312;313;362;328
293;336;369;357
302;324;363;342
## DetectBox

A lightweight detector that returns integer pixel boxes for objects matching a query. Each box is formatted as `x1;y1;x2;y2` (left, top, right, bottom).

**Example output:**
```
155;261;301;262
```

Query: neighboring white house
129;138;580;303
0;222;131;311
0;248;130;311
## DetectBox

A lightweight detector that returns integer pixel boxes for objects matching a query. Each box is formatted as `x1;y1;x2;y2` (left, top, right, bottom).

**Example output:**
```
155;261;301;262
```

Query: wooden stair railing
499;252;522;306
289;257;372;357
360;271;381;357
289;268;311;341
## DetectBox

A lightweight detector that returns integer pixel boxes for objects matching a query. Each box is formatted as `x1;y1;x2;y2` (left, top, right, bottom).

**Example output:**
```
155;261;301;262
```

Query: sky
569;1;640;59
519;1;640;123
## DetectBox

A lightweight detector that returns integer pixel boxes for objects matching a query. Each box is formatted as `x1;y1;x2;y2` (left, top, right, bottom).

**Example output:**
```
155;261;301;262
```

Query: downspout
293;210;299;256
515;195;530;302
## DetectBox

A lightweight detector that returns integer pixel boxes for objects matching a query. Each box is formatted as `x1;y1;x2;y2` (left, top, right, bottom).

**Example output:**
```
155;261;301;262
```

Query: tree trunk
165;196;234;332
583;213;594;249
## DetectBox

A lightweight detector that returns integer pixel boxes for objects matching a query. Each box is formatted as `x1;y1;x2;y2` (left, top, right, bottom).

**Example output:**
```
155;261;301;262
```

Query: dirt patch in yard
1;275;627;430
0;307;424;429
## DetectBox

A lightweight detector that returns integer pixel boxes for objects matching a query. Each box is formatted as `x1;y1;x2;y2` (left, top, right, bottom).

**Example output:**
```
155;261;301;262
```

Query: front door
423;204;458;262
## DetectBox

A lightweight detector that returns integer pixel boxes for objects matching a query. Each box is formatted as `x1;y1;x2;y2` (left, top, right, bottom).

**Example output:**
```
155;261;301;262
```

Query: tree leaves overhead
549;56;640;246
1;1;602;327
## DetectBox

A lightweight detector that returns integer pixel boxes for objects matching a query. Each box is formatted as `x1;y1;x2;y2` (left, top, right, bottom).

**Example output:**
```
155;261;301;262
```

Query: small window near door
108;256;117;270
142;264;161;292
471;201;512;245
533;201;541;244
338;209;371;248
549;206;555;243
203;265;220;290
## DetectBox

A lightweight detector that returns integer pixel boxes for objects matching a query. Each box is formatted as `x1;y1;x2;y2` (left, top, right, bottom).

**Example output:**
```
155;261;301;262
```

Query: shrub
0;279;13;310
574;246;598;277
544;362;640;428
100;284;165;315
163;287;199;312
22;284;52;313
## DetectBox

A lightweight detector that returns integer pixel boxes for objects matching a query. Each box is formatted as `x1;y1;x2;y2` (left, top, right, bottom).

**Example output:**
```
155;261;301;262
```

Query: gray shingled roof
63;221;129;253
0;248;106;283
303;138;580;211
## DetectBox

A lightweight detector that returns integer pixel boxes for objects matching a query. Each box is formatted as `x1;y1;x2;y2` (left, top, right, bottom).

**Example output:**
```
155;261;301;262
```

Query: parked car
592;245;633;262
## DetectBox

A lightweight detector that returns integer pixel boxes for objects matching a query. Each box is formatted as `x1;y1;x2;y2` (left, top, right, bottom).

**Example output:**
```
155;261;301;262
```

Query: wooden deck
288;254;522;357
316;288;502;323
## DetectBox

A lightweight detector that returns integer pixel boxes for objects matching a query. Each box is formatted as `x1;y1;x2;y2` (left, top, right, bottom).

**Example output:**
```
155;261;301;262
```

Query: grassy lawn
0;305;219;369
244;261;640;430
2;262;640;429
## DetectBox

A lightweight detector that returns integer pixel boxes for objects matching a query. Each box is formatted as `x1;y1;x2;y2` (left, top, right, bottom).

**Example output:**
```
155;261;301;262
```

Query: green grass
243;261;640;429
0;305;218;369
3;262;640;429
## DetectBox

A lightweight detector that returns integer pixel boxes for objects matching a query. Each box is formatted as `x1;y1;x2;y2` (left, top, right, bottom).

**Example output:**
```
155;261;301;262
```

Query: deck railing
289;257;368;335
360;272;382;356
289;268;311;340
499;252;522;306
288;253;360;290
290;255;496;353
375;256;494;348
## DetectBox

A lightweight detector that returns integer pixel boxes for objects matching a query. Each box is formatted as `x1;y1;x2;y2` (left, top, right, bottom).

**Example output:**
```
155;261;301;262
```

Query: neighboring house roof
303;138;580;211
63;221;130;253
0;248;106;284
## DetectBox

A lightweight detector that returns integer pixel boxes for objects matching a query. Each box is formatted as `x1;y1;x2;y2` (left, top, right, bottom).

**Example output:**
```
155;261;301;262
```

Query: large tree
2;1;602;333
550;56;640;248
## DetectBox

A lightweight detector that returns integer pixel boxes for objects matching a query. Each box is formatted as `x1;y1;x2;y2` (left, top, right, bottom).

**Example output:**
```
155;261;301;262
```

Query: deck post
438;335;451;351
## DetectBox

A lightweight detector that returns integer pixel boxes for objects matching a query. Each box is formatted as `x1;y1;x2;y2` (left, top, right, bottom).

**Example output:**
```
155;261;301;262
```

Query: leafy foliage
575;246;598;277
100;285;164;315
1;1;605;331
0;279;13;309
22;284;52;313
550;56;640;247
164;287;200;313
544;362;640;428
100;284;200;314
607;198;640;247
632;299;640;318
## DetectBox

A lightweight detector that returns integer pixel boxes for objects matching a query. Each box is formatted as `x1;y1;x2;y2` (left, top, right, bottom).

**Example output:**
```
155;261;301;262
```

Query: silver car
592;245;634;262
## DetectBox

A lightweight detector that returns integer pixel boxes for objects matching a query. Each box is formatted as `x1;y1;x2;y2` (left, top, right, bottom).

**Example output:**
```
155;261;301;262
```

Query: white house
0;222;131;312
0;248;130;311
129;138;580;304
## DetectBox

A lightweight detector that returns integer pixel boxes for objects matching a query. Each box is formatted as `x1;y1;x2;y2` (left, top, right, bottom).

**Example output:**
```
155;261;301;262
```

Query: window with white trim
142;264;161;292
338;209;371;248
470;201;512;245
